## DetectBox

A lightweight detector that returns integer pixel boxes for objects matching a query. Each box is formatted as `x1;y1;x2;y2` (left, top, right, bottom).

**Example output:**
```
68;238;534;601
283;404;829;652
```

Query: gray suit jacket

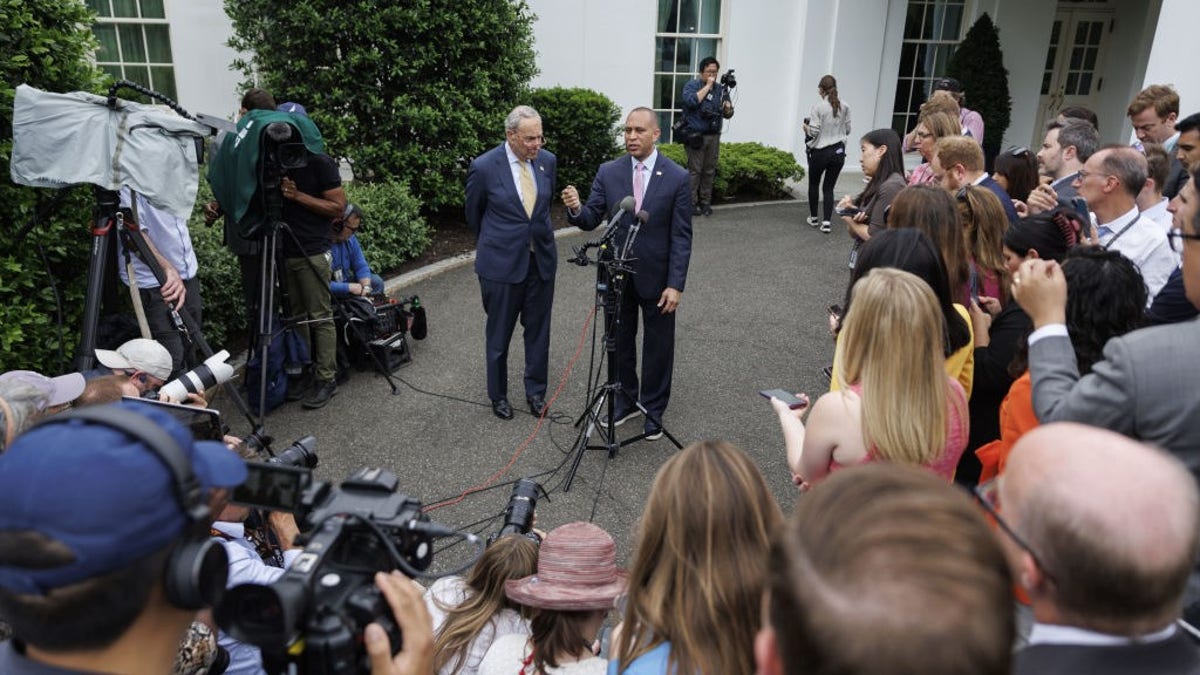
1029;318;1200;476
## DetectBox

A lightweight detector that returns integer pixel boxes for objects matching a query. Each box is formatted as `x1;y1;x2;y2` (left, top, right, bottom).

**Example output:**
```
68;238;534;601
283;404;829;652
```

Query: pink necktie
634;162;646;213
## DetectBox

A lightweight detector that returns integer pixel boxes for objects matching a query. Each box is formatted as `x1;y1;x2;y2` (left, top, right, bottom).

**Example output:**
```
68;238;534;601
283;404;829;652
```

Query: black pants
807;143;845;222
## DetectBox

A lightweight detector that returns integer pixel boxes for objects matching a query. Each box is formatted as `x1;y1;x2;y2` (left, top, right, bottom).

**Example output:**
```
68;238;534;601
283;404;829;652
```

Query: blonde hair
917;110;961;141
922;90;961;119
839;269;952;463
432;535;539;674
615;440;783;675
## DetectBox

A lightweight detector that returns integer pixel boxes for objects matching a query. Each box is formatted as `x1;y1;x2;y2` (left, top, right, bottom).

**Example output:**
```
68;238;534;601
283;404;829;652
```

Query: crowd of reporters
4;76;1200;675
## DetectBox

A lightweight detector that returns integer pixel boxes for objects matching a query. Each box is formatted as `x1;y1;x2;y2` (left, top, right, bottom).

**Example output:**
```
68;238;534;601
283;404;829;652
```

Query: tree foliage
658;143;804;201
947;12;1012;158
527;87;622;200
224;0;538;212
0;0;107;372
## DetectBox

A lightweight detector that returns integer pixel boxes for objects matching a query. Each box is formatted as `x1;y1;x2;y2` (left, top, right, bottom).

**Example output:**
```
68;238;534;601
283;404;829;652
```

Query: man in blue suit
562;107;693;440
465;106;557;420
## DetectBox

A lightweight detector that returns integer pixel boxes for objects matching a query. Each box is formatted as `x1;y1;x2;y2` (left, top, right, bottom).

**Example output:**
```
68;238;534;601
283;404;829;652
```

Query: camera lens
269;435;318;469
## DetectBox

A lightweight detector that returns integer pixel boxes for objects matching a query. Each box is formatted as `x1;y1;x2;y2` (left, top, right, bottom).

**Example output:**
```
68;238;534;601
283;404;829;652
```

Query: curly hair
1060;247;1147;375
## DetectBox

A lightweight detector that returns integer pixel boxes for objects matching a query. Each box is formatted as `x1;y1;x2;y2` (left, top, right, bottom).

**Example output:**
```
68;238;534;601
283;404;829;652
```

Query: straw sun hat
504;521;627;611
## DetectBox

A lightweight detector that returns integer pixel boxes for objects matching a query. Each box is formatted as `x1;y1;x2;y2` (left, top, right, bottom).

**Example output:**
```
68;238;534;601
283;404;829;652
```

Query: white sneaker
820;221;832;233
806;216;820;227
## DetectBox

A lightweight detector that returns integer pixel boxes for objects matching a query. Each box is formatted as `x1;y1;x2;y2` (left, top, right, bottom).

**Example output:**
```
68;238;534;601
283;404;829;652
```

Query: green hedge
658;142;804;201
527;87;622;201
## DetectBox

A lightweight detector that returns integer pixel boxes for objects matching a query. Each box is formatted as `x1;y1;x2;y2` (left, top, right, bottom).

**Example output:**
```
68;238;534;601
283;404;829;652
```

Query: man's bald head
1002;423;1199;634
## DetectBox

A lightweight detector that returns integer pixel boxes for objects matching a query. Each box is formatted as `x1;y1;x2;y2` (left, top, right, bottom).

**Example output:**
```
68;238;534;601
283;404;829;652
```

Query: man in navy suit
465;106;557;420
932;135;1020;223
1000;423;1200;674
562;107;693;440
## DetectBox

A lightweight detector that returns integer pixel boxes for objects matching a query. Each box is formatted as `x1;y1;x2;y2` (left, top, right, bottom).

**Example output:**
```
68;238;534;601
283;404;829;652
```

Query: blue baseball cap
277;102;307;116
0;401;247;595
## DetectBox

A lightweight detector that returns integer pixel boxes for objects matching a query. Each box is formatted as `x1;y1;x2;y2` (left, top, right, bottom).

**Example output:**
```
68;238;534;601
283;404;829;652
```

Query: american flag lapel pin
656;171;663;176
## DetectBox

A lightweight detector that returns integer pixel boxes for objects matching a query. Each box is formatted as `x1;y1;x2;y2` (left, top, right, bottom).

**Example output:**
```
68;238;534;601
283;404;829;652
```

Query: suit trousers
283;253;336;383
610;274;676;420
138;276;203;378
479;253;553;402
686;133;721;207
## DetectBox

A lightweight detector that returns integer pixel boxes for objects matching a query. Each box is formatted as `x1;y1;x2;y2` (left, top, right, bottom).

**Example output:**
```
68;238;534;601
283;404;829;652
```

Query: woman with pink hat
478;522;626;675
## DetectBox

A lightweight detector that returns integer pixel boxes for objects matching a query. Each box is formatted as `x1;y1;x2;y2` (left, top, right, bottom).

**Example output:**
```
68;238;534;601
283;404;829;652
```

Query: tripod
75;186;260;432
563;216;682;492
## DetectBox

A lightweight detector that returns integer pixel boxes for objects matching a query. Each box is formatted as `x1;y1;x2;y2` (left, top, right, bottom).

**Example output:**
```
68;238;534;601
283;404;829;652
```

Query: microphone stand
564;208;681;492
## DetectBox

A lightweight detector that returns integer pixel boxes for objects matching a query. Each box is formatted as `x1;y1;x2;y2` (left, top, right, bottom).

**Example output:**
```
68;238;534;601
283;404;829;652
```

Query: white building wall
164;0;244;118
526;0;655;119
981;0;1056;150
1143;0;1200;117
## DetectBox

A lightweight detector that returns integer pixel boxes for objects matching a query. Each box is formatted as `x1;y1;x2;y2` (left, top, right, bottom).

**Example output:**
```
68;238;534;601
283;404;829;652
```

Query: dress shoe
599;407;640;429
643;419;664;441
492;398;514;420
302;379;338;409
693;204;704;216
702;203;714;217
527;394;547;416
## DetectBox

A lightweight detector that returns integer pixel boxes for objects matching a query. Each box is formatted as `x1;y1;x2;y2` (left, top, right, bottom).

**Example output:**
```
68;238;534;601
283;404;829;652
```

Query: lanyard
1102;213;1141;249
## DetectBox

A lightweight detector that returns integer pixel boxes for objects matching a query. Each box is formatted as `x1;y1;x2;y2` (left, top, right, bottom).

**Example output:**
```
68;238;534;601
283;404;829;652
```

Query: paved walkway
223;171;868;569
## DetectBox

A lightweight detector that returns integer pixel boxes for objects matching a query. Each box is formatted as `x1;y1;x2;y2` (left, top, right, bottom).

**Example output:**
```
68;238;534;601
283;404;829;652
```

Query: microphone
636;210;649;224
607;196;637;228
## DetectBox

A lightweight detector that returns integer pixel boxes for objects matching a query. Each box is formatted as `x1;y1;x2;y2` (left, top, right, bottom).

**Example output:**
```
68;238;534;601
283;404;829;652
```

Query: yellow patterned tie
519;161;536;218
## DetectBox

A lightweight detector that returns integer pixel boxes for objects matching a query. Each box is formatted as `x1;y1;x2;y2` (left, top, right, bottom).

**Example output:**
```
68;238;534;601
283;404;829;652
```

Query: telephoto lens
269;434;318;469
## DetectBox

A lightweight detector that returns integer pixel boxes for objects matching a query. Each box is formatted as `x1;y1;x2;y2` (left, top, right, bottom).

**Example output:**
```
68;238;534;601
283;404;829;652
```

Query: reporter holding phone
834;129;906;243
773;268;967;486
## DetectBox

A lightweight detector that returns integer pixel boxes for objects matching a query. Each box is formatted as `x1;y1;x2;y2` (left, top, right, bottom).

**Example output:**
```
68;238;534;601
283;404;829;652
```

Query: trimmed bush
527;87;622;200
344;181;431;275
658;142;804;201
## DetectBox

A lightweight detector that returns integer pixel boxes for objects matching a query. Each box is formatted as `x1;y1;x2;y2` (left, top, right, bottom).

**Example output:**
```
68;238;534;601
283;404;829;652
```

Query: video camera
719;69;737;89
218;457;444;674
339;294;428;373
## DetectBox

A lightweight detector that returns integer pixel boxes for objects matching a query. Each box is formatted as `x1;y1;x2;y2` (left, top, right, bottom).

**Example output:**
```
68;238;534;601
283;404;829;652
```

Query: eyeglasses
914;130;933;140
1168;228;1200;252
1007;146;1030;157
1075;169;1113;181
972;479;1057;585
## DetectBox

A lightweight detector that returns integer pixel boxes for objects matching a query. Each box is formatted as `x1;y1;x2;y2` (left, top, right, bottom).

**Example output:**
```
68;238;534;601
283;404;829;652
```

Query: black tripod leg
564;387;613;492
76;189;121;372
335;303;402;395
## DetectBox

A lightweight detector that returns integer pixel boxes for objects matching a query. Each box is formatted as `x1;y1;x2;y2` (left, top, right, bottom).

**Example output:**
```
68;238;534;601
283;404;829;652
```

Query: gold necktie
519;161;536;218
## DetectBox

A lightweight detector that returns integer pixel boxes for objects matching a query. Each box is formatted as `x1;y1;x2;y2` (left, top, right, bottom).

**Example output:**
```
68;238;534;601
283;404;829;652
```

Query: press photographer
680;57;735;216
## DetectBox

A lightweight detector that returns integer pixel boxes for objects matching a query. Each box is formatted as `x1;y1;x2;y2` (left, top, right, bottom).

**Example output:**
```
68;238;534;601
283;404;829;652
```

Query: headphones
35;407;229;610
333;202;360;233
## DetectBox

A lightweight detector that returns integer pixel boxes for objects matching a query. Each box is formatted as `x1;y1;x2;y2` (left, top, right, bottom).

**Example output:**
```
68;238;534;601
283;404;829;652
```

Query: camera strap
119;204;154;340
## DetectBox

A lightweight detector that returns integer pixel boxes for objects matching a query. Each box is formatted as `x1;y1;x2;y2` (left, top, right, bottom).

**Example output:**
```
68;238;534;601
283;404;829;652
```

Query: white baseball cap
95;338;172;381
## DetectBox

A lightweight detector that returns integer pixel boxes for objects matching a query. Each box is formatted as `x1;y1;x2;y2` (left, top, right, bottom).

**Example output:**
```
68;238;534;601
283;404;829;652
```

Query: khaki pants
283;253;336;383
686;133;721;207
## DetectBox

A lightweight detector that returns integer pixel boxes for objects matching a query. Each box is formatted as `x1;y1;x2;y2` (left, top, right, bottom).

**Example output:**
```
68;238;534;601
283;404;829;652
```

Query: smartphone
759;389;808;410
120;396;223;441
835;206;861;217
232;461;312;512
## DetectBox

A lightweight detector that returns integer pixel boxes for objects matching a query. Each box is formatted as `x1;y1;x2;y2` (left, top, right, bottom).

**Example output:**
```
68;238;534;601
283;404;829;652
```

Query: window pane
1074;21;1088;44
933;44;955;75
1066;72;1079;95
150;66;176;99
86;0;111;17
1044;46;1057;71
656;37;676;72
699;0;721;33
125;65;151;89
695;37;717;67
1079;73;1092;95
900;43;918;78
1069;47;1083;70
1050;20;1061;43
675;38;694;72
1041;72;1052;96
678;0;699;33
112;0;138;17
940;4;963;40
94;24;119;61
145;25;172;62
140;0;166;19
904;2;925;40
101;64;124;82
1088;21;1103;44
118;24;146;62
655;74;676;111
658;0;679;33
1084;48;1097;71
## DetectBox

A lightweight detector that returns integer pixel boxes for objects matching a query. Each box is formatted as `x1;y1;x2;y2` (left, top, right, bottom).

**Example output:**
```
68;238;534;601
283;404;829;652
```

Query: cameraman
330;203;385;298
0;401;248;675
208;448;304;675
681;57;734;217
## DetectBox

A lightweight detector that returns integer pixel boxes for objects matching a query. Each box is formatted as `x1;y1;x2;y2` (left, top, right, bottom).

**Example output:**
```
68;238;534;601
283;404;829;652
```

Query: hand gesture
561;185;581;212
1012;259;1067;328
1026;180;1059;216
366;571;434;675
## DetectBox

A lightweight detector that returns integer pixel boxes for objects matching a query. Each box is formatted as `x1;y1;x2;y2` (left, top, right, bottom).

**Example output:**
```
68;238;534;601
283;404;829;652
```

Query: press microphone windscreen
618;196;636;212
410;306;428;340
637;210;650;223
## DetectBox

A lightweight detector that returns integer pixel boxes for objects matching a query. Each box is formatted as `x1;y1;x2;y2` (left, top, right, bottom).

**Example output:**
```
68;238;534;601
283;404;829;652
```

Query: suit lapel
494;144;527;219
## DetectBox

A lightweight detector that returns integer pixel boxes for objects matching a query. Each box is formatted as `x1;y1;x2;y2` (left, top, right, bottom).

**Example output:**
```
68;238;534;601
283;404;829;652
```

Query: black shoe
702;204;713;216
693;204;704;216
643;419;664;441
492;398;514;420
302;379;338;409
527;395;547;416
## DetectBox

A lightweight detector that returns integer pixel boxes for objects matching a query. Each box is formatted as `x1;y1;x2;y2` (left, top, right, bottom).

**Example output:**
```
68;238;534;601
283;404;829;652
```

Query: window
892;0;966;137
654;0;723;142
87;0;177;100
